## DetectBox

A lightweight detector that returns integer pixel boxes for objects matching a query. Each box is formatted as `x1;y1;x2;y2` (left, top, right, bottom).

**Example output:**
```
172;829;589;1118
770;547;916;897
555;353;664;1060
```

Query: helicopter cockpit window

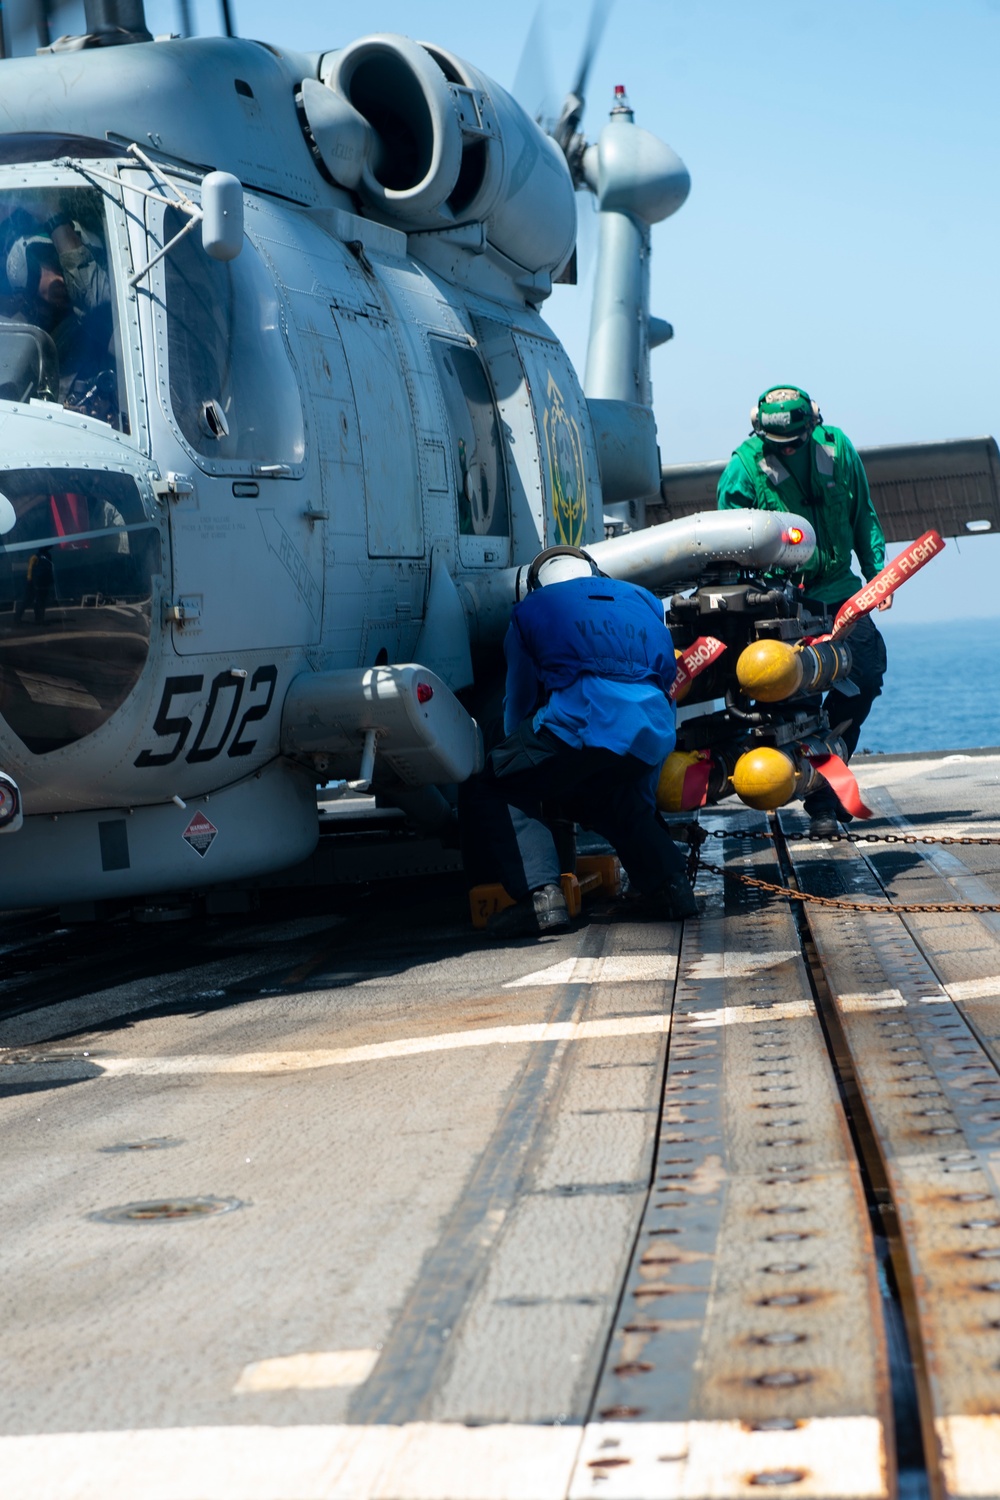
160;206;305;468
0;187;128;433
430;340;509;539
0;470;160;754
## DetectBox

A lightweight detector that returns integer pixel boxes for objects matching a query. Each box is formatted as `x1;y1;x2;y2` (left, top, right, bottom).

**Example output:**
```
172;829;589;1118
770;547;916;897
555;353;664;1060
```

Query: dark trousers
459;719;687;900
803;611;888;816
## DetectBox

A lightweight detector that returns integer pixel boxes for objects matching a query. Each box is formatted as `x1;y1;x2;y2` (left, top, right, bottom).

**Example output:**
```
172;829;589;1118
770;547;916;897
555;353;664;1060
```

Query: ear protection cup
525;545;602;592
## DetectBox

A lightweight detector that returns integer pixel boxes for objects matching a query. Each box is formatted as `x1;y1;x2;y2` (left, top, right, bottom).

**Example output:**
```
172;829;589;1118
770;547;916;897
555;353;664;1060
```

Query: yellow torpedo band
732;746;798;811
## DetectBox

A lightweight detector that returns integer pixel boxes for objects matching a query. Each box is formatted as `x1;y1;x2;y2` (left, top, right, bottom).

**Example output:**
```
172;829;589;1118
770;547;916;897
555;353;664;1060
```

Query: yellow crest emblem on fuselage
542;372;587;546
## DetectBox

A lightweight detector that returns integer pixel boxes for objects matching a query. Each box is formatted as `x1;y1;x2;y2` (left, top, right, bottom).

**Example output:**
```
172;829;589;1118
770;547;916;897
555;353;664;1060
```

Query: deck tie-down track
778;804;1000;1500
579;822;892;1500
3;789;1000;1498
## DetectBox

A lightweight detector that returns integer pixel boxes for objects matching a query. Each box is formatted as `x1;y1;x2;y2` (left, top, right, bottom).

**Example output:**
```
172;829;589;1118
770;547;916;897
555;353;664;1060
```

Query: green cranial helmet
750;386;821;444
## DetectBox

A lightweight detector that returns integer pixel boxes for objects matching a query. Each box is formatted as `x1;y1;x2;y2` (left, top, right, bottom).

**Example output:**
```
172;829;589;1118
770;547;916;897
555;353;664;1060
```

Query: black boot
487;883;570;938
624;873;699;921
659;873;699;920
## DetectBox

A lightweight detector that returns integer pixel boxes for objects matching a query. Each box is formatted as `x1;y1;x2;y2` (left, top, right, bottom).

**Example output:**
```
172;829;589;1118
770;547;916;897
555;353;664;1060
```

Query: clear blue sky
14;0;1000;620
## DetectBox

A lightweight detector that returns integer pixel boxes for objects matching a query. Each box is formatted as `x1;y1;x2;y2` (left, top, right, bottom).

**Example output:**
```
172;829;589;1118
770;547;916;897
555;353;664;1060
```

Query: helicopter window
430;340;509;539
0;470;160;755
0;187;129;433
160;206;305;469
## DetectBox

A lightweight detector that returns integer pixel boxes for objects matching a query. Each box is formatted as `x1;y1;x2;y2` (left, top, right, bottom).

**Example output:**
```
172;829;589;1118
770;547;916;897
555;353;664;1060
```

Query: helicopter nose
0;467;161;760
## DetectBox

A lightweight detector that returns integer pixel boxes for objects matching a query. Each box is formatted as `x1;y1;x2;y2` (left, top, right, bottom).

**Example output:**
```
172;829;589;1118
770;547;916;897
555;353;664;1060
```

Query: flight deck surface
3;750;1000;1500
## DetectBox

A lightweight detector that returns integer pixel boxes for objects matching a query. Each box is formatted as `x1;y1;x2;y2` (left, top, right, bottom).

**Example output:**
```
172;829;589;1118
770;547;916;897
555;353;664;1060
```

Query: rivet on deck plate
614;1362;654;1377
762;1206;807;1215
956;1193;990;1203
750;1418;802;1432
963;1220;1000;1230
759;1294;809;1307
970;1249;1000;1260
599;1406;643;1420
90;1196;243;1224
755;1332;806;1346
754;1371;811;1388
766;1232;809;1243
977;1281;1000;1293
928;1128;961;1136
762;1263;808;1275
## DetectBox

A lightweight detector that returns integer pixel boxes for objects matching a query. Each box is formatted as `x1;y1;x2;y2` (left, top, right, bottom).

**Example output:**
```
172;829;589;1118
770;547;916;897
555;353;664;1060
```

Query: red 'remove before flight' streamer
670;636;726;702
831;530;946;638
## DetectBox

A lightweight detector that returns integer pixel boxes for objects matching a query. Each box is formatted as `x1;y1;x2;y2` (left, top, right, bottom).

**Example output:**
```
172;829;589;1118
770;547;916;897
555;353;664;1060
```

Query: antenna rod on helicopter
82;0;153;45
219;0;235;38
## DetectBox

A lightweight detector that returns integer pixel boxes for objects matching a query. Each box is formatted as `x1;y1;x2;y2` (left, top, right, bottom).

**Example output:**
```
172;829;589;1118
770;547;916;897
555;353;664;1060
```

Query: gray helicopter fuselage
0;34;610;903
0;30;815;907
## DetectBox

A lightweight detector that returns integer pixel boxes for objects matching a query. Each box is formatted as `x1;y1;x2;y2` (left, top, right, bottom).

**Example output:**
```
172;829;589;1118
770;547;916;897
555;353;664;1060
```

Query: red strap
680;753;711;809
831;530;945;637
805;751;872;819
669;635;726;702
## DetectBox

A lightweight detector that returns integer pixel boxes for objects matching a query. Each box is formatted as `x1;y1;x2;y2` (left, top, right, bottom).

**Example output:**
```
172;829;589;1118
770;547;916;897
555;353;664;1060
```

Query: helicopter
0;0;994;912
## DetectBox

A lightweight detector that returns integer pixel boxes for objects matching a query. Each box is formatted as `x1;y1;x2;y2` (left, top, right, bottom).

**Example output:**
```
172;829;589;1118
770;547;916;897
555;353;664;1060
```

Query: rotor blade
570;0;615;105
510;3;559;130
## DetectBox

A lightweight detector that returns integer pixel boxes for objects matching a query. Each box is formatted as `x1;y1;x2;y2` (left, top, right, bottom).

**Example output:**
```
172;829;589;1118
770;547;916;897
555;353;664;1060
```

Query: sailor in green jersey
717;385;891;835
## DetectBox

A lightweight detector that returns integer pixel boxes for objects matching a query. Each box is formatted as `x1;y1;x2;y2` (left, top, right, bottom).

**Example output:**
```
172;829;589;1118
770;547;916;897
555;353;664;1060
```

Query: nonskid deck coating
1;751;1000;1498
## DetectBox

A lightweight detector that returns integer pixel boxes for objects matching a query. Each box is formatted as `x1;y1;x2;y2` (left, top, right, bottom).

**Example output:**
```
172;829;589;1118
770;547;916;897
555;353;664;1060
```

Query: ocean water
858;617;1000;755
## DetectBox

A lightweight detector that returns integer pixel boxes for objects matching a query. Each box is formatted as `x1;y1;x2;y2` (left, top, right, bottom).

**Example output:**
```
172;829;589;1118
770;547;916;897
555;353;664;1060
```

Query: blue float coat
503;576;677;767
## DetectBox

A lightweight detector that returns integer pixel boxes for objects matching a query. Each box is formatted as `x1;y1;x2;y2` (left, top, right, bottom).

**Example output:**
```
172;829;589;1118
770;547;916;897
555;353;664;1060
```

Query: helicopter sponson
0;9;812;908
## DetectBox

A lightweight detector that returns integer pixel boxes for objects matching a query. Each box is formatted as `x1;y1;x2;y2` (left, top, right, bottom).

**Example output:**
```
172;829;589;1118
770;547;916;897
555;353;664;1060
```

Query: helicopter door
429;338;511;569
143;197;315;654
332;310;423;559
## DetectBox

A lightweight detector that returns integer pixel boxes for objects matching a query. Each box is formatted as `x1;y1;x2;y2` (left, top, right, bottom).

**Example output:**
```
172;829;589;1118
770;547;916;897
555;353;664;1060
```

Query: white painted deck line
234;1351;380;1393
946;975;1000;1002
937;1414;1000;1497
87;1015;672;1078
504;954;677;989
571;1416;887;1499
0;1416;887;1500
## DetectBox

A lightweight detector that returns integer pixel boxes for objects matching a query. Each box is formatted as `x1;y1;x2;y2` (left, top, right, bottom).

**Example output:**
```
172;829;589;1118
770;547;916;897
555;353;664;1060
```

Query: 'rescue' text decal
135;666;278;768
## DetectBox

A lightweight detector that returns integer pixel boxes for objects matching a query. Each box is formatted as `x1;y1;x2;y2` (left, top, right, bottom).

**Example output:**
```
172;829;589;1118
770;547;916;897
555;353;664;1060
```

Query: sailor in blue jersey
461;547;699;938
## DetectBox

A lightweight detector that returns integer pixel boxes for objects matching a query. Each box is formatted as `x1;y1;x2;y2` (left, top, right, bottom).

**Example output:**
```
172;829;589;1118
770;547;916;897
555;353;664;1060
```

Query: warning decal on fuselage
182;811;218;858
543;372;587;547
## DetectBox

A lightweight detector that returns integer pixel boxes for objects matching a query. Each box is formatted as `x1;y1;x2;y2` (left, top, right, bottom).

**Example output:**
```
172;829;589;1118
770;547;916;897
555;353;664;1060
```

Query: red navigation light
784;527;805;545
614;85;627;98
0;781;18;827
416;682;434;704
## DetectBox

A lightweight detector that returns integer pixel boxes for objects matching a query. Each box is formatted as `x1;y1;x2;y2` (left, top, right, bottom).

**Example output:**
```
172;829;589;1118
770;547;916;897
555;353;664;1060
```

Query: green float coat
717;425;885;604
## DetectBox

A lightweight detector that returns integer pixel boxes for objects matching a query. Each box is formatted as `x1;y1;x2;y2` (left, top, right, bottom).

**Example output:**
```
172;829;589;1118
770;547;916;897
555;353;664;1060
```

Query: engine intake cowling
308;34;576;276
